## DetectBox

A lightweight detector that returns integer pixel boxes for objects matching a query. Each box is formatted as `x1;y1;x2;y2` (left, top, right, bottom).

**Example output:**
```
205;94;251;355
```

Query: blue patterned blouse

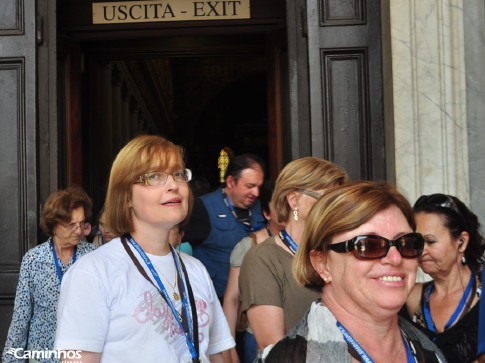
2;239;97;362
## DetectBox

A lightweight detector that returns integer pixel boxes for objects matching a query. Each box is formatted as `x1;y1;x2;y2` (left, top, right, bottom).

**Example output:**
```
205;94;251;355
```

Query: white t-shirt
54;237;234;362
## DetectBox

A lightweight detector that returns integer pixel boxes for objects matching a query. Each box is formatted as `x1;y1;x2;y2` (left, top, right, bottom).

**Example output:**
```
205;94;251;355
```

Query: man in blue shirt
184;154;265;302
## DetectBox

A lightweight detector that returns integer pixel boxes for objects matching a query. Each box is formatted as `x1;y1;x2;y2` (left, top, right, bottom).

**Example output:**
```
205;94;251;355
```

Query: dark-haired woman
402;193;484;363
3;186;97;363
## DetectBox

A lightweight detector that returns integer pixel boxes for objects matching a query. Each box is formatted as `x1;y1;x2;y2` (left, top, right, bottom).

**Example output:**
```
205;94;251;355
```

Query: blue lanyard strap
424;271;475;333
338;321;415;363
402;332;416;363
266;225;273;237
279;230;298;255
51;239;77;284
337;321;374;363
222;189;264;232
127;235;198;360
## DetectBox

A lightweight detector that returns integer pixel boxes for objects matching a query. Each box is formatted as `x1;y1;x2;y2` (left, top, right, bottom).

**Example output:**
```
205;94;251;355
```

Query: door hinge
36;16;44;45
300;6;308;38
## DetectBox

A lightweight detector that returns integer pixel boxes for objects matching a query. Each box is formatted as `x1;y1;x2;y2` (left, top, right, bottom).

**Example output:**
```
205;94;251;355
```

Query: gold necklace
154;263;179;301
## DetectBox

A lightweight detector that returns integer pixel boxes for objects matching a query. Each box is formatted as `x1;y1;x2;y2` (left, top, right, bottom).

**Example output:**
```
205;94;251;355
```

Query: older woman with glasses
54;135;234;363
400;193;484;363
239;157;348;354
3;186;97;363
260;181;445;363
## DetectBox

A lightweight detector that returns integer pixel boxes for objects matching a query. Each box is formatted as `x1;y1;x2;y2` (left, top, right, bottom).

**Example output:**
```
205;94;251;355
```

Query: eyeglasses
136;169;192;186
297;189;323;199
62;221;90;232
415;194;462;217
329;233;424;259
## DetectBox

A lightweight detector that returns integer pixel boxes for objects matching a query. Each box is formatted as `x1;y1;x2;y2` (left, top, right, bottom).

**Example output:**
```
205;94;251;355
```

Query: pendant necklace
154;263;179;301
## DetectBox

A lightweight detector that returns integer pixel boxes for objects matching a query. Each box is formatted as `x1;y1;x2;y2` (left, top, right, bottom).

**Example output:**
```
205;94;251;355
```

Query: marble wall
389;0;485;225
463;1;485;229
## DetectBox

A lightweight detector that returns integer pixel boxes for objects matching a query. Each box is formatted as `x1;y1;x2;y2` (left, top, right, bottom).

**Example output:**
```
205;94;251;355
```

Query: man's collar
222;187;247;210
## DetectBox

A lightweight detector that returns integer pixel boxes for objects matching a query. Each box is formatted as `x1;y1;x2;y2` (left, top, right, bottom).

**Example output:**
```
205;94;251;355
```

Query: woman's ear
310;249;331;283
458;231;470;252
286;191;298;210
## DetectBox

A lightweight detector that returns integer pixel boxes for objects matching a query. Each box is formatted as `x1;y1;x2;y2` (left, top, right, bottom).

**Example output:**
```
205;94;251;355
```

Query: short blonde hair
271;157;348;223
294;181;414;292
105;135;193;236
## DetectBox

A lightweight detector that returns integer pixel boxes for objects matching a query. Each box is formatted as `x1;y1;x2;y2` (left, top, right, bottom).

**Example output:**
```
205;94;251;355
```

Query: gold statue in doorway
218;147;234;183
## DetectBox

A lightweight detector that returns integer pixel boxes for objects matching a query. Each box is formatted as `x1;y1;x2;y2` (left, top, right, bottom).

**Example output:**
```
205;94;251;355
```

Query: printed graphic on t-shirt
133;288;210;343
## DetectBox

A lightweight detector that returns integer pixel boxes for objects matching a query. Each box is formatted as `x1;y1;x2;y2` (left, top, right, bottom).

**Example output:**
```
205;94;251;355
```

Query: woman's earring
293;208;299;221
462;255;466;265
323;277;328;283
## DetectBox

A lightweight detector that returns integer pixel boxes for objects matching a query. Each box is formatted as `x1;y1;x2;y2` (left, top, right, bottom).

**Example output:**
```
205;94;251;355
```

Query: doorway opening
59;32;286;214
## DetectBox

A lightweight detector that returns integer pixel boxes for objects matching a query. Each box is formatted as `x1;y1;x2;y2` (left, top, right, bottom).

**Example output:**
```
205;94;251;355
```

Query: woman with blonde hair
262;181;444;362
54;135;234;362
239;157;348;353
92;206;116;246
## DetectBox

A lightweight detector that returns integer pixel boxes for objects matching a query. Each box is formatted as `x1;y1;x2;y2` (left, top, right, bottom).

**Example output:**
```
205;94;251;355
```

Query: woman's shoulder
77;240;98;254
249;236;279;253
230;236;253;265
21;240;52;263
72;238;125;267
178;251;210;275
177;252;217;297
406;282;424;316
241;237;279;263
233;236;253;253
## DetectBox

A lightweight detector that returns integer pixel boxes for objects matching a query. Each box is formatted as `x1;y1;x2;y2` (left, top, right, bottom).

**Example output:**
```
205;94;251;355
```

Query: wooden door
289;0;385;180
0;0;39;346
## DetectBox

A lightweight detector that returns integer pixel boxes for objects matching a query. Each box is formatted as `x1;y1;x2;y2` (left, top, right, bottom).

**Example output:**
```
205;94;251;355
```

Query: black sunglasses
415;194;462;217
329;233;424;259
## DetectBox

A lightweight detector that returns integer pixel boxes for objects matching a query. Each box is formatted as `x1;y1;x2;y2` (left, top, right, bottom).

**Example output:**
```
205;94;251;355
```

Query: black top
399;280;480;363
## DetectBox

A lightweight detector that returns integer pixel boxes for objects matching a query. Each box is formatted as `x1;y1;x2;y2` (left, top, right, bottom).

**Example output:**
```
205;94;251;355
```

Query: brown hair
41;185;92;236
104;135;193;236
294;181;414;292
271;157;348;223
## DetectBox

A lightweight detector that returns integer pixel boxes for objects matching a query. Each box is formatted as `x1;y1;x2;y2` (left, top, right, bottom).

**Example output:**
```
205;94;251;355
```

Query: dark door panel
0;0;38;347
306;0;385;181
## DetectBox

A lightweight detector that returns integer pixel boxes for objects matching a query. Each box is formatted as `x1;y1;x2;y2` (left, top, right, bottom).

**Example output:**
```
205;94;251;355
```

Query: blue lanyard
402;332;415;363
127;235;198;360
51;239;77;284
337;321;415;363
222;190;264;232
266;225;273;237
279;229;298;254
424;271;475;334
337;321;374;363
